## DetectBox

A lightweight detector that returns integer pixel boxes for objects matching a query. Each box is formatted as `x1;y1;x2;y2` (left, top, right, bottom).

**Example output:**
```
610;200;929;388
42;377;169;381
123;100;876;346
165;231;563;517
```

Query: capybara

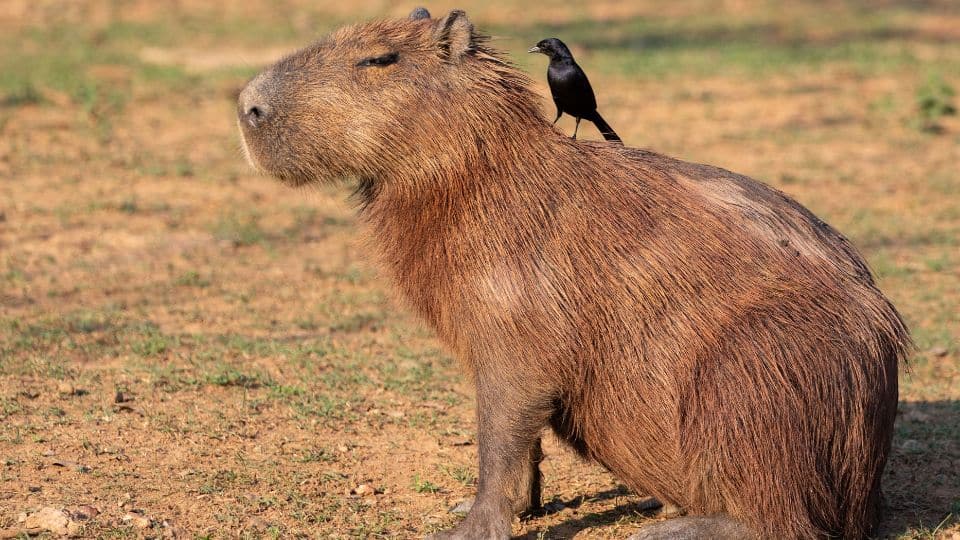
236;8;910;539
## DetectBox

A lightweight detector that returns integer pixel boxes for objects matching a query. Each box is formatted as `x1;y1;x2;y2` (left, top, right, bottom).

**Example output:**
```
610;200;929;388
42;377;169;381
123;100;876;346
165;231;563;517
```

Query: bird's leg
572;117;581;139
553;110;562;125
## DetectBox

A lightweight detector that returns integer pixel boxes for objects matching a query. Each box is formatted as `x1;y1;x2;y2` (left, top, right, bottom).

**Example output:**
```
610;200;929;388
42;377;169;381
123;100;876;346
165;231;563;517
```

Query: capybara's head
237;8;540;187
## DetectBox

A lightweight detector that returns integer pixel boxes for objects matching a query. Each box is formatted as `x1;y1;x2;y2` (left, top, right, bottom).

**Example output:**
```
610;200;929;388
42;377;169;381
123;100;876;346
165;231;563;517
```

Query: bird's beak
527;46;541;54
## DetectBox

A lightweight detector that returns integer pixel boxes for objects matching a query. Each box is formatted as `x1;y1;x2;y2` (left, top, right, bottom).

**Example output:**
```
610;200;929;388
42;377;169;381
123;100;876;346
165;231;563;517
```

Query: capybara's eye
356;52;399;67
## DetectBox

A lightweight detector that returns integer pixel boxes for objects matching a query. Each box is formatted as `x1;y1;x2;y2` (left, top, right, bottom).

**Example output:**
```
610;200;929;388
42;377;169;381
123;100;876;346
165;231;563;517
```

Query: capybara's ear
409;7;431;20
434;10;474;63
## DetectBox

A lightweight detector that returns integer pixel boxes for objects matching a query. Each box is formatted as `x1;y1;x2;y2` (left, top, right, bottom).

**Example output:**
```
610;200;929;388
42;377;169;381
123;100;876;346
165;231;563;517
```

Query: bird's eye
357;53;399;67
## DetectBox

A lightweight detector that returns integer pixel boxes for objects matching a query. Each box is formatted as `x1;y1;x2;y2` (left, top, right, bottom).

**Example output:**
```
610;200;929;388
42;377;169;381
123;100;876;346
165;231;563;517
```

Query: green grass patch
213;211;268;247
289;394;353;421
329;312;384;333
298;447;337;463
204;366;270;388
174;270;211;288
440;464;476;487
0;10;349;107
411;474;441;494
914;73;957;133
129;324;178;358
0;397;23;420
502;10;960;79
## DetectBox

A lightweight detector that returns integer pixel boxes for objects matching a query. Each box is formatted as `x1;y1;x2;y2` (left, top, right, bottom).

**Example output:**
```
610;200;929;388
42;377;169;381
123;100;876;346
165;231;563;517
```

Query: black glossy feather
531;38;621;142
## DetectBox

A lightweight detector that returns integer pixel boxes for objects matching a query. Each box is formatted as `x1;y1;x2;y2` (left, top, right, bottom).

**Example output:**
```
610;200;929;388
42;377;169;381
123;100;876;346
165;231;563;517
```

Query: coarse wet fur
236;8;910;539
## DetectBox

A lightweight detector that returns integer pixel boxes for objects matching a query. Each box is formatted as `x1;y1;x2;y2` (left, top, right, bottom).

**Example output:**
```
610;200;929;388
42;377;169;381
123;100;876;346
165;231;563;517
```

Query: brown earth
1;1;958;538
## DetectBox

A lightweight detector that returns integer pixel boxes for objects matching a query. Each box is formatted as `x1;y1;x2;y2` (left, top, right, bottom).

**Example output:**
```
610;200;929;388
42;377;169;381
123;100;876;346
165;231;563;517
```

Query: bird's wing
568;64;598;111
549;63;598;115
551;95;564;114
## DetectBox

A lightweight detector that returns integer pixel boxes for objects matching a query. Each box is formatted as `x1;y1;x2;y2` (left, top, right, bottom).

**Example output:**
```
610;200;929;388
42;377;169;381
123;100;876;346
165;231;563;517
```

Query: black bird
528;38;621;142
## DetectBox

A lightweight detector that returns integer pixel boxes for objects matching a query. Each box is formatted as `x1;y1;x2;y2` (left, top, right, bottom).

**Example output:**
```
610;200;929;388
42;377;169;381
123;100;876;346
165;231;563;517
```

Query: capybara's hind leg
519;436;544;515
628;516;754;540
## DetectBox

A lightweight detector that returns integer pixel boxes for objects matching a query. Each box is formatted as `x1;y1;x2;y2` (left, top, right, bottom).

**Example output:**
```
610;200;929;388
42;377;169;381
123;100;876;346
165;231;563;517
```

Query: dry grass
1;1;957;538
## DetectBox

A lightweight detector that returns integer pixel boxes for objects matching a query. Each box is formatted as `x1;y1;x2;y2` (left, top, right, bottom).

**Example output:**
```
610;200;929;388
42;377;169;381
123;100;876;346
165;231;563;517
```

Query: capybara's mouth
236;119;260;172
236;73;278;176
235;119;311;187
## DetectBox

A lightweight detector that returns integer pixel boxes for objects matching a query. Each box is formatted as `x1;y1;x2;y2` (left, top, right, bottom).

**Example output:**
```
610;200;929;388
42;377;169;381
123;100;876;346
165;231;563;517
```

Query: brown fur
237;9;910;539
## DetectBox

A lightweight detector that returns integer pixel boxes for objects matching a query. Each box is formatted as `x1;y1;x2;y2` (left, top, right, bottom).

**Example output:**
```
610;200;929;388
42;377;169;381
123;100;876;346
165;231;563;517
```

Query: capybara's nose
238;84;271;128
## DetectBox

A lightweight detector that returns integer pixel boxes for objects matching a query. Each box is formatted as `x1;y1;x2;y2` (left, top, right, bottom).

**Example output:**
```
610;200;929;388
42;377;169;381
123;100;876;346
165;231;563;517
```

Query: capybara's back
236;8;910;539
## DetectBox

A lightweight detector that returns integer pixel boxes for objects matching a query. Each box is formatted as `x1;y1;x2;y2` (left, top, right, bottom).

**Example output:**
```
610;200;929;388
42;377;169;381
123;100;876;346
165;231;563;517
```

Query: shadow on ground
519;400;958;539
520;486;660;539
879;400;960;536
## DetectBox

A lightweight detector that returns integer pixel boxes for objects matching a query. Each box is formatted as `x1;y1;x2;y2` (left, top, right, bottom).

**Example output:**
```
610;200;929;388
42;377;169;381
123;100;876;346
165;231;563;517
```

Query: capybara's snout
237;73;274;130
237;69;288;173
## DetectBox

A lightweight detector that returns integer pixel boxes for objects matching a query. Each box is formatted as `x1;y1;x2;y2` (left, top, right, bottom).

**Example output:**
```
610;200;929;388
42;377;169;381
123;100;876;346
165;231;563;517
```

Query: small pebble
449;499;473;514
352;484;376;497
900;439;924;453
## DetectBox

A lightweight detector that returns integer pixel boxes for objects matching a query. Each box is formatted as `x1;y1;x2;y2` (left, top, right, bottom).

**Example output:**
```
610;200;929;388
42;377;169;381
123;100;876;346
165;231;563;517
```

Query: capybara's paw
425;524;508;540
627;515;754;540
424;516;510;540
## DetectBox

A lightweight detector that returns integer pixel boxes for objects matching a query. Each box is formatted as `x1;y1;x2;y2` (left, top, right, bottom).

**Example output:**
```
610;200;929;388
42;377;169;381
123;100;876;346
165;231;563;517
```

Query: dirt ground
1;1;958;538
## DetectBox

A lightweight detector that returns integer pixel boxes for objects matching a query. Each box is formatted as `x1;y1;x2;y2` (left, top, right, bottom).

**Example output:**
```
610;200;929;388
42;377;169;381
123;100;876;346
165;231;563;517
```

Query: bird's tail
587;111;622;143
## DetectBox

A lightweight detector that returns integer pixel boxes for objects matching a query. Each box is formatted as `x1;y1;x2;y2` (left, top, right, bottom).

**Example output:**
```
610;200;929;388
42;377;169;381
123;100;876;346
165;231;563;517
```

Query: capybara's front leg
427;376;551;540
447;435;544;519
